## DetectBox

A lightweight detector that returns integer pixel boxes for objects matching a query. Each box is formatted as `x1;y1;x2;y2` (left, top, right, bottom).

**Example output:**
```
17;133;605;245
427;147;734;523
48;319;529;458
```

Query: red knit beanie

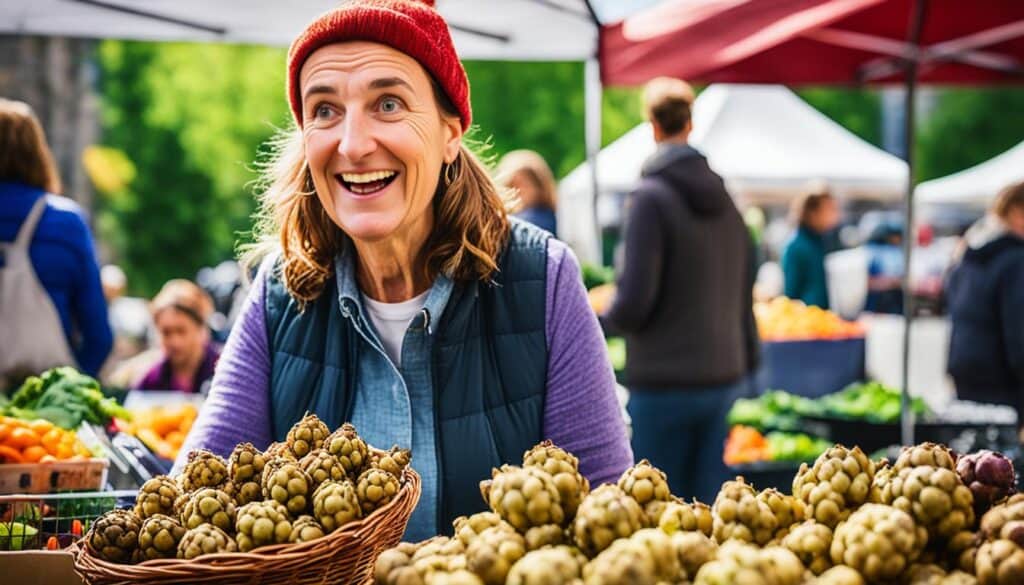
287;0;471;131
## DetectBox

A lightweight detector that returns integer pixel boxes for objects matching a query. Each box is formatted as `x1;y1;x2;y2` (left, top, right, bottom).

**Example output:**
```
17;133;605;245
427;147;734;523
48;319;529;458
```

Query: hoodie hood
641;143;731;216
961;214;1024;264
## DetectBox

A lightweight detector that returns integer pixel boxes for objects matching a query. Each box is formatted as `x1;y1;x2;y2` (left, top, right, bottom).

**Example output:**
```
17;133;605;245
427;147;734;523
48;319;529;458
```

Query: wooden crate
0;459;108;494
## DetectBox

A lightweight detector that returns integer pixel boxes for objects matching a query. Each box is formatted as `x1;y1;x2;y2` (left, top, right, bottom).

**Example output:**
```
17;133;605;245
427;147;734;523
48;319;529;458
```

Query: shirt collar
334;242;453;326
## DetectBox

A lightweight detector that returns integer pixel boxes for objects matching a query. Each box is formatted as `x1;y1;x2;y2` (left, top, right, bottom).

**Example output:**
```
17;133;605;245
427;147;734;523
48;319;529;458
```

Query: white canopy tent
2;0;602;60
559;84;910;261
916;140;1024;209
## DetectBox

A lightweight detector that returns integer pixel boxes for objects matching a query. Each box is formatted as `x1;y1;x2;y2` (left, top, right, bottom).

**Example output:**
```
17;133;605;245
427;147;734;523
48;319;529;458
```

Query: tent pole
900;0;929;447
584;56;603;264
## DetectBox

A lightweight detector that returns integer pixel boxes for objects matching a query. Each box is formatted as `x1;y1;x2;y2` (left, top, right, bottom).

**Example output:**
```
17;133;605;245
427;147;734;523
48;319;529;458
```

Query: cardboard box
0;459;109;494
0;550;84;585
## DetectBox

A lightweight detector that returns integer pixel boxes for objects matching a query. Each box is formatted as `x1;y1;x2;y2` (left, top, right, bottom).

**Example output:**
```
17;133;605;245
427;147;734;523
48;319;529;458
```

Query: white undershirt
361;290;430;367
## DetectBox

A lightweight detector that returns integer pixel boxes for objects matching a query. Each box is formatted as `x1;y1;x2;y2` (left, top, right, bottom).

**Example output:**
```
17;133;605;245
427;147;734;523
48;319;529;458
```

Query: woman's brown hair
151;279;214;327
790;182;834;228
993;180;1024;221
0;99;62;194
495;150;558;213
246;82;510;304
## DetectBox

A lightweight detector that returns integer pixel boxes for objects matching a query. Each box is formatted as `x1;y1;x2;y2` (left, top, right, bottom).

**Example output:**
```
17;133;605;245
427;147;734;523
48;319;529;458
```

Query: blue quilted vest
263;221;549;530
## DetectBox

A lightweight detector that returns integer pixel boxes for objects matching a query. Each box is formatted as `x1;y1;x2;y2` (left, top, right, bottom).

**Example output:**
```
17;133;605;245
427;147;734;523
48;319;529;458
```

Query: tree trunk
0;35;100;219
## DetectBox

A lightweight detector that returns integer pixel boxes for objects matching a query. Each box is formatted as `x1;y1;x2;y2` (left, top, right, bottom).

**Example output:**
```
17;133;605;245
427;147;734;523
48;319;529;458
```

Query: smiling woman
173;0;633;541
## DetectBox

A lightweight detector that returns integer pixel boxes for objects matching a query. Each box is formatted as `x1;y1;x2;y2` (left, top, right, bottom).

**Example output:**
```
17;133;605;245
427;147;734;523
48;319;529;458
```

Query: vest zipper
429;300;445;533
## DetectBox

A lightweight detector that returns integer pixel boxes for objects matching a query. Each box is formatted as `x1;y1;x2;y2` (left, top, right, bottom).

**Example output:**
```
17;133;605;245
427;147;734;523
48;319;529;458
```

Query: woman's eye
380;97;401;114
314;104;335;120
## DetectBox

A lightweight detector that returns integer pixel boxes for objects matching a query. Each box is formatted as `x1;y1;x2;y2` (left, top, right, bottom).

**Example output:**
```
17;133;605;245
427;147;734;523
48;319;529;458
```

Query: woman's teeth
342;171;395;183
338;171;397;195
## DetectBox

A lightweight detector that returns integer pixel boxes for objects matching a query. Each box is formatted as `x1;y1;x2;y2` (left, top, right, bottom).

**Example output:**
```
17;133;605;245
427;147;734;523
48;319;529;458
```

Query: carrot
0;445;24;463
71;519;83;537
47;536;60;550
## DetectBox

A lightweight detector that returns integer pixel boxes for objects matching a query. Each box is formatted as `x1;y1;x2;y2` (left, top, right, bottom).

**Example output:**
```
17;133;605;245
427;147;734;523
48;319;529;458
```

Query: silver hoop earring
444;161;457;187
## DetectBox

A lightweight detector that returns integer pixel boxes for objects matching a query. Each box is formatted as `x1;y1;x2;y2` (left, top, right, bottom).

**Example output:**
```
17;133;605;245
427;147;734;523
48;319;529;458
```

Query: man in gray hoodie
602;78;759;503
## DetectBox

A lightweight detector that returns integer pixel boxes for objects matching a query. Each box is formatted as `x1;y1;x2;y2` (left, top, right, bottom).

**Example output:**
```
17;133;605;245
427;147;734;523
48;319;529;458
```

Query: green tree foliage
463;61;642;177
916;87;1024;182
95;41;288;296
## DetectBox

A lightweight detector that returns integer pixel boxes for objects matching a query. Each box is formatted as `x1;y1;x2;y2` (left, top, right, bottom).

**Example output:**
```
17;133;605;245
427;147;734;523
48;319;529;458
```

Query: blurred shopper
496;149;559;237
134;279;220;394
100;264;156;386
864;222;904;314
946;181;1024;420
0;98;112;384
601;78;758;502
782;185;840;308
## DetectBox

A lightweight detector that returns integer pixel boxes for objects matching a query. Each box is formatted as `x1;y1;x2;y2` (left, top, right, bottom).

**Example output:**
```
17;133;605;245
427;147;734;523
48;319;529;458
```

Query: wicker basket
73;468;420;585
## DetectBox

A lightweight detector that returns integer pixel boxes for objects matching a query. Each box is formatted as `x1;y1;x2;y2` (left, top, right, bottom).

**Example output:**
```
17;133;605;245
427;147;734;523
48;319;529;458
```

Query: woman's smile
336;169;400;198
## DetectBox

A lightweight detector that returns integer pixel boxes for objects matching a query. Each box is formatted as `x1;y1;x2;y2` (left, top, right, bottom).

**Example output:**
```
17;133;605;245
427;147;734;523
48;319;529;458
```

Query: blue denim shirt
333;250;452;542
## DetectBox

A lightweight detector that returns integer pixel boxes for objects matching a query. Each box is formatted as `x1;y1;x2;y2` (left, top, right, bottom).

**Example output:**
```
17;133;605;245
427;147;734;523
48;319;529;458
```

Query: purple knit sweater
174;239;633;488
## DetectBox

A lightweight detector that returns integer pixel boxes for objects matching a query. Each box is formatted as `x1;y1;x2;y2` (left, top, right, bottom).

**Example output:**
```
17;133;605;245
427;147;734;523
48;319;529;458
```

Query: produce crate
0;459;109;495
756;337;866;398
801;415;1020;455
0;490;135;551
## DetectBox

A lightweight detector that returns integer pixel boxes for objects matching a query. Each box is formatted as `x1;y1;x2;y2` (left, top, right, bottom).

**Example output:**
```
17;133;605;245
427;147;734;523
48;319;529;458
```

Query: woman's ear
443;116;463;164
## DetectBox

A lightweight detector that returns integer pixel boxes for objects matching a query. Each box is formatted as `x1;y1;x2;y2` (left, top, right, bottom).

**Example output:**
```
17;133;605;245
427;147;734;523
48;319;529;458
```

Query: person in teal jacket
782;187;840;309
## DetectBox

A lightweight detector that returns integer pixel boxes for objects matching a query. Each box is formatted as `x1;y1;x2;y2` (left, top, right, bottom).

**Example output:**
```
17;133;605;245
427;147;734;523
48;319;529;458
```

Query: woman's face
1006;206;1024;238
300;42;463;243
154;309;207;369
811;198;840;233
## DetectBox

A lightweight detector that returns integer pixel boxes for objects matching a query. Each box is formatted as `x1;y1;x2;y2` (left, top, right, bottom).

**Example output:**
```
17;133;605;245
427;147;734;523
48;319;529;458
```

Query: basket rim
74;467;420;569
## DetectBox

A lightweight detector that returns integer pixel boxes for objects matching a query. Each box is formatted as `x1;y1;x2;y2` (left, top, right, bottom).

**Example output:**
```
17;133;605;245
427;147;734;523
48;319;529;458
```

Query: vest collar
333;242;454;333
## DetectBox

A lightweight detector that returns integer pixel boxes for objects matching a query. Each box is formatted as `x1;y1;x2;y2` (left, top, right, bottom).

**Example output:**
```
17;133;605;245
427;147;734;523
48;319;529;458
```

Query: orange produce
723;425;770;465
27;419;54;435
0;445;24;463
8;427;41;449
0;416;92;464
125;403;198;460
754;297;864;341
21;445;48;463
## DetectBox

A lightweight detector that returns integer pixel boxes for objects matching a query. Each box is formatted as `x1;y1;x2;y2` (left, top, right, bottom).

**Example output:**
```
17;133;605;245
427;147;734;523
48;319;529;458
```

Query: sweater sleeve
543;240;634;487
67;210;113;376
782;239;807;301
602;188;664;333
172;262;274;472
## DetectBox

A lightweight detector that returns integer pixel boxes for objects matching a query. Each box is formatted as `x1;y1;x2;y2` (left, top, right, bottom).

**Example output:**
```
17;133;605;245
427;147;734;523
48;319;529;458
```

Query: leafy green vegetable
2;367;131;429
766;432;832;462
818;381;928;423
726;390;822;430
581;263;615;291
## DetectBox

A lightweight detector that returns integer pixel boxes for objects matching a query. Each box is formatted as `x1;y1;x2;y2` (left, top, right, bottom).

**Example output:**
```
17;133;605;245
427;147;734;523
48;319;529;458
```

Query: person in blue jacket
0;98;112;378
946;181;1024;425
782;186;840;309
496;150;559;237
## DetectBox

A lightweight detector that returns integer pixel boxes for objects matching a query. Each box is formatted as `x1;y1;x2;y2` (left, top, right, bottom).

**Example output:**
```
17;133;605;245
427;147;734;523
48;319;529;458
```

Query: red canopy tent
602;0;1024;86
600;0;1024;442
